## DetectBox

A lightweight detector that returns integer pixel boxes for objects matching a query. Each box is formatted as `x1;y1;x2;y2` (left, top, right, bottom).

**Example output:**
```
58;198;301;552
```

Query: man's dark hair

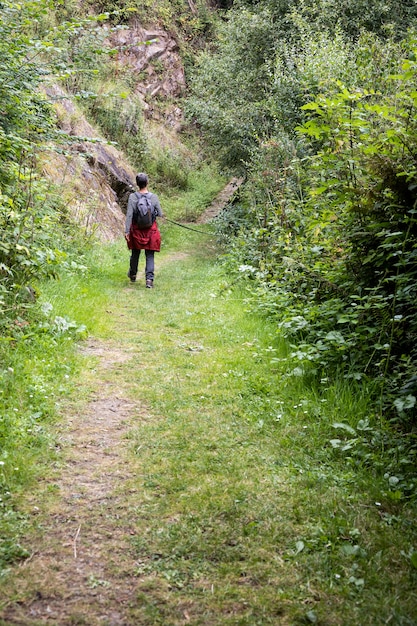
136;173;148;189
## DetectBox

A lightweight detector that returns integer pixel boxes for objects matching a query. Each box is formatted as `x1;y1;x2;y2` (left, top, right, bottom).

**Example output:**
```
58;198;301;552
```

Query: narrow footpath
0;218;415;625
2;340;142;624
0;233;303;626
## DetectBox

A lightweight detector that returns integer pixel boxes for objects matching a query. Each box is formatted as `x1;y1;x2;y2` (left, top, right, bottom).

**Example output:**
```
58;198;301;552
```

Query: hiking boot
127;271;136;283
146;279;153;289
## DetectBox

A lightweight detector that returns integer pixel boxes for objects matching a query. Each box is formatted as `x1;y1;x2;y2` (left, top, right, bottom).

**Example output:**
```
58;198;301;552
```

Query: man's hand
125;233;130;247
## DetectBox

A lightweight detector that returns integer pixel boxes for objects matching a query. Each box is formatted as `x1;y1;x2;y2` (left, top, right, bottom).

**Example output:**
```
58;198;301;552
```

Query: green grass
1;224;416;624
0;321;83;570
159;163;227;221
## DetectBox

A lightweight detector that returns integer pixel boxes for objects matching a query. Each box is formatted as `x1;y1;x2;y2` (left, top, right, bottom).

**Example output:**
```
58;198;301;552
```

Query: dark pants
129;249;155;280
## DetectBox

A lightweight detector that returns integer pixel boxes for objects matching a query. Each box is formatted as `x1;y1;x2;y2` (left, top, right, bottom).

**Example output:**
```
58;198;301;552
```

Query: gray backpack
132;192;154;228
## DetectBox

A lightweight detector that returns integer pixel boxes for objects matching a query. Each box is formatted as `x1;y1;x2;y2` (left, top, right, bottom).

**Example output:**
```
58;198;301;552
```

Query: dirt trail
2;341;143;626
0;178;245;625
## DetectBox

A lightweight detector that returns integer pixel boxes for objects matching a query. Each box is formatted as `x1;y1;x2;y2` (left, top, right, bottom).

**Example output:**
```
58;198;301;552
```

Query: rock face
42;23;187;241
43;85;136;242
109;23;186;130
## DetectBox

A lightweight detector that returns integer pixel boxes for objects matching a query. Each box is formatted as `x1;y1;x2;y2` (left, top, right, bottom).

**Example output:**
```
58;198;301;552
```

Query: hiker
125;173;164;288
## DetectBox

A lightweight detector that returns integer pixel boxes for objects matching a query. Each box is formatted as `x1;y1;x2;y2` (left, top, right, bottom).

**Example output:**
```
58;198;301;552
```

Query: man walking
125;173;163;288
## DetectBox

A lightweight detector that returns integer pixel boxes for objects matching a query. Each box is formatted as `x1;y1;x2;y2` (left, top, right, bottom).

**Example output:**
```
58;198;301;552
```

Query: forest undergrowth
0;224;415;625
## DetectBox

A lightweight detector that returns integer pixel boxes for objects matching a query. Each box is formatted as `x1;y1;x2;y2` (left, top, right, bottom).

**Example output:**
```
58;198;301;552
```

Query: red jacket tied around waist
128;221;161;251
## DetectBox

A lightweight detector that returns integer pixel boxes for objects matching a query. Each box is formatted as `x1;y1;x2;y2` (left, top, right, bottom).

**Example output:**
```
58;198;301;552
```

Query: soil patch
1;341;143;626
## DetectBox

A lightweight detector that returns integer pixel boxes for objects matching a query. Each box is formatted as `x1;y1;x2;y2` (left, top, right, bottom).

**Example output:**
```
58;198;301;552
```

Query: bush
220;35;417;425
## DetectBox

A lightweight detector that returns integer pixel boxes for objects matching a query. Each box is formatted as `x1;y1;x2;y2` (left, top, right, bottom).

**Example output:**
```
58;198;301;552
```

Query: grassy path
0;227;416;625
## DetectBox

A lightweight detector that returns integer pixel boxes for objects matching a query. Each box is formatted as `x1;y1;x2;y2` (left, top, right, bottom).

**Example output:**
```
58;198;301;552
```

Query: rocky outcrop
196;177;245;223
41;23;188;241
108;23;186;130
43;85;136;241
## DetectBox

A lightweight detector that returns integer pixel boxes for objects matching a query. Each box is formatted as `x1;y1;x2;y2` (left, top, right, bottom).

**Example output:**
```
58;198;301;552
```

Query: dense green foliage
295;54;417;407
236;0;417;40
189;20;338;164
0;1;58;325
186;1;417;168
188;0;417;429
0;1;115;331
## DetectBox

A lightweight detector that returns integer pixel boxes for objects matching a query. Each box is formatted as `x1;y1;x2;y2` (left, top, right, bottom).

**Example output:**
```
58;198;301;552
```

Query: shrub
220;36;417;425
